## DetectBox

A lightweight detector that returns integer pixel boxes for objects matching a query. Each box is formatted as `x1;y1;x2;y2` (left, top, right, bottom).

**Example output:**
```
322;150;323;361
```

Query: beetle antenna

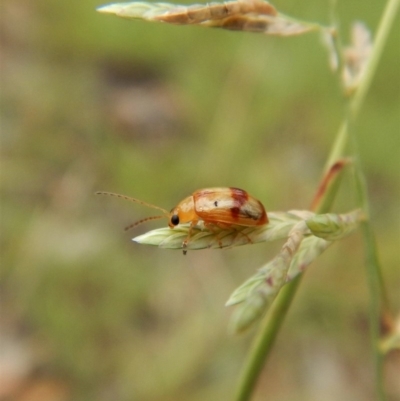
124;215;166;231
96;191;169;214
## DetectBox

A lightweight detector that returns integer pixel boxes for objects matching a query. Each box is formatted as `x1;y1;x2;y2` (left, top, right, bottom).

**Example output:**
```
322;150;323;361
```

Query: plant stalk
235;0;398;399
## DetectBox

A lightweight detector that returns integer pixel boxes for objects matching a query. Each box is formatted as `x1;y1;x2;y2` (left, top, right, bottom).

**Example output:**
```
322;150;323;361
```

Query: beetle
96;187;268;253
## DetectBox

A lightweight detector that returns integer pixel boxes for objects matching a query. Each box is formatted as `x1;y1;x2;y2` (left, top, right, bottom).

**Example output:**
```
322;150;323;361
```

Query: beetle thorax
169;195;197;226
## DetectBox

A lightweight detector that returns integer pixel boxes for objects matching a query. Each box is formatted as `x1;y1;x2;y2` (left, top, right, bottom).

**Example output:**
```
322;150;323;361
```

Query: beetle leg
182;220;198;255
213;222;253;247
203;221;226;249
230;226;253;245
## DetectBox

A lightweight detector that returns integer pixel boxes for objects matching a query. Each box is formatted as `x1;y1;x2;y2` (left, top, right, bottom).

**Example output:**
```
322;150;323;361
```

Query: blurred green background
1;0;399;400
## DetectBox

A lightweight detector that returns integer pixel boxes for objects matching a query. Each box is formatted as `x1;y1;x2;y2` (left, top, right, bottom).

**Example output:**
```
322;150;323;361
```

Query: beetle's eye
171;215;180;226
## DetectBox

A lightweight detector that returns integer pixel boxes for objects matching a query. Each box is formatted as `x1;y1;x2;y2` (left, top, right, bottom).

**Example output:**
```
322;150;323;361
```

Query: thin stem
348;119;393;331
348;111;394;399
350;0;400;118
349;129;387;400
235;277;301;401
324;120;349;171
327;0;345;84
234;0;399;399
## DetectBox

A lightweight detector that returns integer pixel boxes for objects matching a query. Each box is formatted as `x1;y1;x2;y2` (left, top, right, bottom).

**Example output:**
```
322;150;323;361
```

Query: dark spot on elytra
244;209;259;220
230;206;241;219
229;187;248;206
214;201;218;207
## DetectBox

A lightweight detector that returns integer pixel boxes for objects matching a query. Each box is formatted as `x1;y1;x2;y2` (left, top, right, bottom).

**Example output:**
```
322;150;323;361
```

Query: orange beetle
97;187;268;252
